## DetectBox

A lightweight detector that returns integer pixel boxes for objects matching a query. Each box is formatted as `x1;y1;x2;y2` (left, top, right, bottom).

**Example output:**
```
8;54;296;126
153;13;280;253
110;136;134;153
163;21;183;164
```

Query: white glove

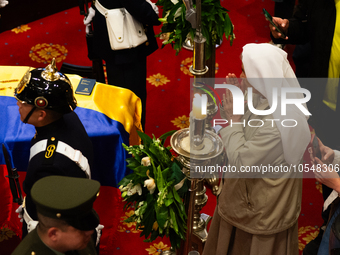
0;0;8;8
27;220;39;233
15;205;23;223
146;0;159;15
95;224;104;246
83;7;96;34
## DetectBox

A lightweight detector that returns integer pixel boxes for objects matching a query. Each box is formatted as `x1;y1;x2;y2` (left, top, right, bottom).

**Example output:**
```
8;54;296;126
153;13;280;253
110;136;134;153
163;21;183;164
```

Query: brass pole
182;178;197;255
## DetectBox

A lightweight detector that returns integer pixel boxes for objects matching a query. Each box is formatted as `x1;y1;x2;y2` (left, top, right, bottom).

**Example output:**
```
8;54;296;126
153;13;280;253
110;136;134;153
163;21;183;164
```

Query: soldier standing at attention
11;175;100;255
14;59;94;238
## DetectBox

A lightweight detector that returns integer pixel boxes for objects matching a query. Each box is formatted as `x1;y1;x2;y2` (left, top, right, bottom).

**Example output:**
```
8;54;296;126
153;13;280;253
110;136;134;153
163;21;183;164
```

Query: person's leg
105;59;147;131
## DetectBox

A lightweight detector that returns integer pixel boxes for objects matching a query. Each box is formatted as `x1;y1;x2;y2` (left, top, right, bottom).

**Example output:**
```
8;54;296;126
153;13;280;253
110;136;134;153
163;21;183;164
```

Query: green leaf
149;143;162;160
118;174;133;186
149;229;160;242
173;200;187;223
169;162;184;183
140;213;154;239
140;195;155;238
125;157;140;169
173;186;181;203
156;165;165;190
133;165;149;177
165;197;174;207
169;228;182;249
152;160;158;185
156;205;168;229
123;216;136;223
162;167;171;180
224;14;232;37
137;131;153;146
170;207;179;234
167;2;182;23
164;190;174;207
176;178;190;197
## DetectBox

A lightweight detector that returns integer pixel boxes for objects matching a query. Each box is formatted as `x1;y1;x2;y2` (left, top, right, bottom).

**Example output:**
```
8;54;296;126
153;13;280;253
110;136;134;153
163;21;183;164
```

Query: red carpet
0;0;323;254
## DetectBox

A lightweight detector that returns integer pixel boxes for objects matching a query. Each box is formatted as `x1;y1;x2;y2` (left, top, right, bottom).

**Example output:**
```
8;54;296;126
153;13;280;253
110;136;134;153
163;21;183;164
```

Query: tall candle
192;93;207;119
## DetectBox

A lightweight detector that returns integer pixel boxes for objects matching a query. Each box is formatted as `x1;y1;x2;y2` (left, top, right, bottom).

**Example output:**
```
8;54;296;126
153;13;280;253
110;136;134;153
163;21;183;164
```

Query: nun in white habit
202;43;311;255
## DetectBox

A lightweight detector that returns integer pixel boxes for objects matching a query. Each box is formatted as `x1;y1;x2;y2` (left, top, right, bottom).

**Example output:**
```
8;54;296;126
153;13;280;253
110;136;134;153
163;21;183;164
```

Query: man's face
16;100;34;124
58;226;94;251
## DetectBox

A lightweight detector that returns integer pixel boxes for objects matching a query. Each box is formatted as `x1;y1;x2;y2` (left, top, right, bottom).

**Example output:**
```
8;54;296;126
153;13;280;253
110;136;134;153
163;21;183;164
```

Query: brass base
183;37;223;51
160;249;176;255
191;213;212;254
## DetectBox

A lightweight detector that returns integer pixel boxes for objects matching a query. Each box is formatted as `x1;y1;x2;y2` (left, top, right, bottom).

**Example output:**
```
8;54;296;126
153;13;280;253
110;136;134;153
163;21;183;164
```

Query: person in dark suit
85;0;161;131
270;1;340;253
11;175;100;255
14;59;94;238
270;0;340;150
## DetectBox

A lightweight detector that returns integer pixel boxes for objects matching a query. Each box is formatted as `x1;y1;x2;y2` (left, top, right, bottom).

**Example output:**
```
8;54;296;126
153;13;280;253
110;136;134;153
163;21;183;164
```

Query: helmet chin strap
23;106;36;124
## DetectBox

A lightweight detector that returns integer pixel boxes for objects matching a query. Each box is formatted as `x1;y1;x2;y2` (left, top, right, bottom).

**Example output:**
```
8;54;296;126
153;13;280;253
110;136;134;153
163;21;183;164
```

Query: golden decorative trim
16;68;31;94
0;79;19;83
41;58;60;81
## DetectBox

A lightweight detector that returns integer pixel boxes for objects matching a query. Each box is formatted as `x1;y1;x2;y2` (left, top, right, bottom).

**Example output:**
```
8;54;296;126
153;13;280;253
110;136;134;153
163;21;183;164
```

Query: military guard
12;175;100;255
14;59;94;237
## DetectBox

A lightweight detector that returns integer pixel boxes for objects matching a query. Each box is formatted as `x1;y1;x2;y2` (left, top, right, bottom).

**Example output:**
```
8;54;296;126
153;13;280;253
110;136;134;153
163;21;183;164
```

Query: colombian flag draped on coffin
0;65;142;237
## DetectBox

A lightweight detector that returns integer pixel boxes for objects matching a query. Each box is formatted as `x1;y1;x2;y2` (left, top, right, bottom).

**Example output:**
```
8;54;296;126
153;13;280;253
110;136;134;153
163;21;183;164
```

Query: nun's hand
223;73;243;123
314;157;340;193
226;73;244;93
223;88;242;123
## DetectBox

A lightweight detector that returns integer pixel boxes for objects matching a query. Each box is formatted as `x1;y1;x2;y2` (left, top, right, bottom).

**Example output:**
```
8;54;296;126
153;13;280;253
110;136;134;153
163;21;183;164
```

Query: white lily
127;183;142;196
160;32;171;44
141;156;151;166
144;170;156;194
119;182;133;192
174;7;182;19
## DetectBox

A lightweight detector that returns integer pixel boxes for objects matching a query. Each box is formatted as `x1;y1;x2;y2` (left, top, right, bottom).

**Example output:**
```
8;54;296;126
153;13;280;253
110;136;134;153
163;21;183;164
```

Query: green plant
156;0;234;59
119;130;189;249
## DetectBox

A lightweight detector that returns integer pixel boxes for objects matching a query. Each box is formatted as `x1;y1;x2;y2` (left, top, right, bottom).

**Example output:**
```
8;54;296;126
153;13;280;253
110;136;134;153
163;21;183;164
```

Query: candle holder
183;37;223;51
189;32;208;76
170;124;224;254
189;112;206;150
205;97;218;131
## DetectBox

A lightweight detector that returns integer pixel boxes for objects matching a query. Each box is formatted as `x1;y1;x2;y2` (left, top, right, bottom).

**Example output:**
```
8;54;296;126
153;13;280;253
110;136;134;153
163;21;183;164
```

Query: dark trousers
105;58;147;131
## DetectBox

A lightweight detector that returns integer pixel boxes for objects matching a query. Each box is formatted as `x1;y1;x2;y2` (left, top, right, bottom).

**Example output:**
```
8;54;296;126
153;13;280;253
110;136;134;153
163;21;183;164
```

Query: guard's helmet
14;59;77;114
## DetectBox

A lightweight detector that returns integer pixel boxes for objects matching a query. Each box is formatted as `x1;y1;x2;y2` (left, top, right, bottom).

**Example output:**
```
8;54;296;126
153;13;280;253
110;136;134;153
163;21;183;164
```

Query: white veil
242;43;311;165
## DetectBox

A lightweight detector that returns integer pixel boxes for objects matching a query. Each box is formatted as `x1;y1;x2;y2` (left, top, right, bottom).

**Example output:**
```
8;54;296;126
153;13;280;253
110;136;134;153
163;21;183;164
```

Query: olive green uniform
11;228;97;255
